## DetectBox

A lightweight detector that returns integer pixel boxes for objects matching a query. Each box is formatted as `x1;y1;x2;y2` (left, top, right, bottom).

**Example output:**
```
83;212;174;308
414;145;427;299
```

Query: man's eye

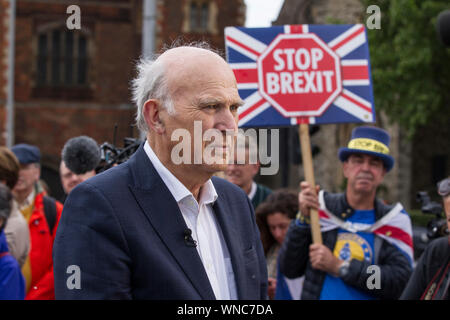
230;105;240;112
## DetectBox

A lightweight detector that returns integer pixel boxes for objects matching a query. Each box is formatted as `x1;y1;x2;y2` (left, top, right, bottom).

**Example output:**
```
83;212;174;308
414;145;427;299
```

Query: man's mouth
356;176;373;183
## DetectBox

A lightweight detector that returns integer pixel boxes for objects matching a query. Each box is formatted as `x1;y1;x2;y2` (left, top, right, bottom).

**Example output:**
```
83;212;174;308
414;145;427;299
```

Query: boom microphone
437;10;450;47
62;136;101;175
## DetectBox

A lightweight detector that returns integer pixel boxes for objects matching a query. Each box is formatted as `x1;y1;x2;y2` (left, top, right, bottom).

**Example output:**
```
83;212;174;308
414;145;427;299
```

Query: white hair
131;56;175;133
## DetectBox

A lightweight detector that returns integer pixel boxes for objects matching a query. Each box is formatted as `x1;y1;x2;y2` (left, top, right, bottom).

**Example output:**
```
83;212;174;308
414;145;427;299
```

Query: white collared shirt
144;141;237;300
248;182;257;201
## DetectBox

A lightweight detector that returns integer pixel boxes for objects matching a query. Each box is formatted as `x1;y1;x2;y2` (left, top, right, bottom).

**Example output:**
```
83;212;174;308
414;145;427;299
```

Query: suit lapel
212;193;246;299
127;146;215;299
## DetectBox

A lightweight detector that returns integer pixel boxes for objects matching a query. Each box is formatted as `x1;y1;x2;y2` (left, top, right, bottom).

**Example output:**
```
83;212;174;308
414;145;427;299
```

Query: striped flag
318;191;414;265
225;24;375;127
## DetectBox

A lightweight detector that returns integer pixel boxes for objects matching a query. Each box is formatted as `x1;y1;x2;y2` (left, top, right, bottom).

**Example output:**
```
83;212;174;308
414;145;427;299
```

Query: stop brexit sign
258;33;342;117
225;24;375;127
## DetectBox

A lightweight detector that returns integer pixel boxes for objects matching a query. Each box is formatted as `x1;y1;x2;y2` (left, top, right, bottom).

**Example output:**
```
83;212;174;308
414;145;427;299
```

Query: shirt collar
198;179;218;206
144;141;217;206
18;188;36;211
248;181;257;200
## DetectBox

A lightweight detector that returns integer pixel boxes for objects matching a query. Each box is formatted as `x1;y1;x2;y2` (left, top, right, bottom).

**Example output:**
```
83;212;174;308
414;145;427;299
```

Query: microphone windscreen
437;10;450;47
62;136;101;175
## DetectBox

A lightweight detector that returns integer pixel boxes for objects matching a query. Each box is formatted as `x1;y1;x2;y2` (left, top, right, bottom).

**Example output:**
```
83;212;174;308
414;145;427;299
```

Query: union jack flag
318;191;414;265
225;24;375;127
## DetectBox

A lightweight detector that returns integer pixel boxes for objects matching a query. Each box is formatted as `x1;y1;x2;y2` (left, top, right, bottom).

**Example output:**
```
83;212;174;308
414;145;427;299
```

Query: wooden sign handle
298;123;323;244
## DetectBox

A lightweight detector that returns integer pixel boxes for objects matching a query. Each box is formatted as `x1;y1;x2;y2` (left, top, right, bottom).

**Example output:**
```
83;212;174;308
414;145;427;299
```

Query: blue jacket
53;144;268;299
0;231;25;300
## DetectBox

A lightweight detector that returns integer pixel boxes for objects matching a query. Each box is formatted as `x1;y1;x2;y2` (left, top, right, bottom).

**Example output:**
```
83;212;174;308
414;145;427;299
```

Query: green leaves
361;0;450;137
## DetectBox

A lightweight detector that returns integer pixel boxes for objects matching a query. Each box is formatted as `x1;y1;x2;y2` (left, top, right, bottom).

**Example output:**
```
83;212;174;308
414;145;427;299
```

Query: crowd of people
0;43;449;300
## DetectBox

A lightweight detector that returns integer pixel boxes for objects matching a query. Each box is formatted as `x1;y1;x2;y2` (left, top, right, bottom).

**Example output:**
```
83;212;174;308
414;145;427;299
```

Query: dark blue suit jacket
53;145;268;299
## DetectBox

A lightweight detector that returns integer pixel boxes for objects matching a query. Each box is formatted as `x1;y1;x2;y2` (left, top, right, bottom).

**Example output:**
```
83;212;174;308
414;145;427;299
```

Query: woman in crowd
256;189;303;299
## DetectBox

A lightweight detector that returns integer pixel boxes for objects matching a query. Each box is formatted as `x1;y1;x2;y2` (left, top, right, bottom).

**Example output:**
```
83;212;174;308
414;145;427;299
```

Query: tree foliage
361;0;450;137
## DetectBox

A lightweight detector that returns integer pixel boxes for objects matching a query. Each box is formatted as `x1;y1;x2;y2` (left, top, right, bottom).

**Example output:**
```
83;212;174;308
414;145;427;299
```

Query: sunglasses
437;178;450;197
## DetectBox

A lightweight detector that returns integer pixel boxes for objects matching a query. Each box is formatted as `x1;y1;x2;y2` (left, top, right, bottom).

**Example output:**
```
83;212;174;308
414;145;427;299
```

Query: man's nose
361;160;371;171
216;107;238;132
71;175;82;183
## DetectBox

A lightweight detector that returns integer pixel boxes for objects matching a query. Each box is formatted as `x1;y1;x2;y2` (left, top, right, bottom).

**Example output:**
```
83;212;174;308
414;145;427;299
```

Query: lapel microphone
184;228;197;247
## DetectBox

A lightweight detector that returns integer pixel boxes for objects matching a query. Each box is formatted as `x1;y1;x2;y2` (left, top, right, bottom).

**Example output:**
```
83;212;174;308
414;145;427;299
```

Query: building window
190;1;209;33
184;0;218;34
190;2;200;31
36;29;89;87
200;3;209;31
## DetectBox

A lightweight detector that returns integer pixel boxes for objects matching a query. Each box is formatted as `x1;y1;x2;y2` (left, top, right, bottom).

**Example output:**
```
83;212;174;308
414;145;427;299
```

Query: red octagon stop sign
257;33;342;117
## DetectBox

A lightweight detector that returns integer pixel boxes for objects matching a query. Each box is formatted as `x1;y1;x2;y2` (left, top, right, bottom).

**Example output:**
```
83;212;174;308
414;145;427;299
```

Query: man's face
343;153;386;196
225;149;259;189
60;161;95;194
13;163;40;195
158;48;244;173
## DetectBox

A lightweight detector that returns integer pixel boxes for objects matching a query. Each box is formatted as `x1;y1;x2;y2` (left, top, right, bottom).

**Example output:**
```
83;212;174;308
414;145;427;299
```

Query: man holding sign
226;24;408;299
278;126;413;300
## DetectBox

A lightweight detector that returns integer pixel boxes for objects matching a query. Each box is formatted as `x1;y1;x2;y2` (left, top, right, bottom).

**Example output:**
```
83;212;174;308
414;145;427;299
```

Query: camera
97;137;141;173
416;191;448;239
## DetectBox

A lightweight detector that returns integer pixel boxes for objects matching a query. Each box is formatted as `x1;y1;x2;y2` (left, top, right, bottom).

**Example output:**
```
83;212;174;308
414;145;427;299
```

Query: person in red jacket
11;144;63;300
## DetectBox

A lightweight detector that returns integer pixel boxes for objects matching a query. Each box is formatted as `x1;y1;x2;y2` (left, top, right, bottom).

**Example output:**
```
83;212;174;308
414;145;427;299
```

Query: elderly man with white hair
53;43;268;300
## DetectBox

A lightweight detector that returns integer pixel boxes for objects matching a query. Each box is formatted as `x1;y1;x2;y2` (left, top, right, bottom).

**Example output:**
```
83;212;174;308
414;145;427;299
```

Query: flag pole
298;123;322;244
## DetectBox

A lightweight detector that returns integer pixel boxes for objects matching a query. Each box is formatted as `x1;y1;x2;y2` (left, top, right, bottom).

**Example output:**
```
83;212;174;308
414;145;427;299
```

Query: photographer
401;177;450;300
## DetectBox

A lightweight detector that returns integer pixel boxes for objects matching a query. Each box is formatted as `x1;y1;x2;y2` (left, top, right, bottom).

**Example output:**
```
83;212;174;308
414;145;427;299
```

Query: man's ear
342;160;349;179
143;99;165;134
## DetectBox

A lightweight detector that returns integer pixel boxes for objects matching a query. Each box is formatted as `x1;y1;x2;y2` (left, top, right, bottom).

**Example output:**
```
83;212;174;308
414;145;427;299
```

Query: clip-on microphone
184;228;197;247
